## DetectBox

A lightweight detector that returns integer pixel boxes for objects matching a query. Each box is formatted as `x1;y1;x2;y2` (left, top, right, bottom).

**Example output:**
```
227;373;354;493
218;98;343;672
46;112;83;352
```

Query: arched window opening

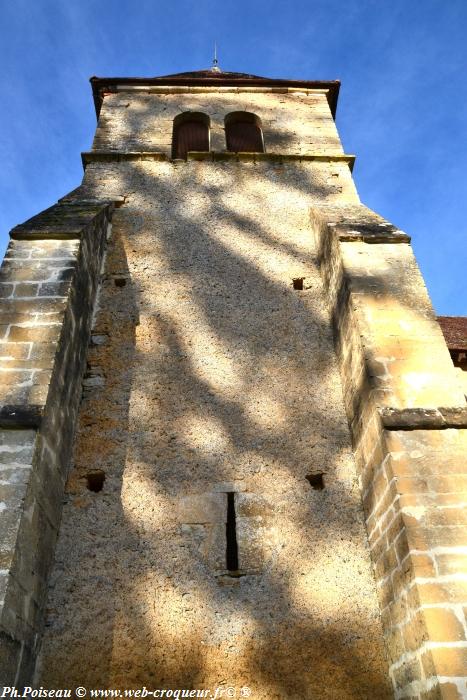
172;112;210;159
225;112;264;153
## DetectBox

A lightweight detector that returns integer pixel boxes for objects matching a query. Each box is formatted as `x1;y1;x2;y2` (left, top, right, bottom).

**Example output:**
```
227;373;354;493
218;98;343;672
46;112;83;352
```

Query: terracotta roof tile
437;316;467;351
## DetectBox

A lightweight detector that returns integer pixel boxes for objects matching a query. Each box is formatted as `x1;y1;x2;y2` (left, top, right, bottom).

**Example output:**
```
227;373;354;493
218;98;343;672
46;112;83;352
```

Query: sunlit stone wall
36;85;392;699
3;80;464;699
91;88;344;157
311;205;467;700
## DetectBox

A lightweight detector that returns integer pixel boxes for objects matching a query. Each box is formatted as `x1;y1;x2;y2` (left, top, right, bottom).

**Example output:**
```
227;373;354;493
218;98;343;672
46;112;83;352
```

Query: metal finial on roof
211;42;221;72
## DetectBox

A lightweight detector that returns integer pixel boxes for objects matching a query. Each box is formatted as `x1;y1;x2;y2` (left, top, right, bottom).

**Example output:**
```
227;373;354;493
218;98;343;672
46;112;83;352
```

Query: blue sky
1;0;466;314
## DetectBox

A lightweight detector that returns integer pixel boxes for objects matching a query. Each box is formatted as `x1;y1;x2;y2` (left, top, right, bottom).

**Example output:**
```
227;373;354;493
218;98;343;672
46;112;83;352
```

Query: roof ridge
155;69;269;80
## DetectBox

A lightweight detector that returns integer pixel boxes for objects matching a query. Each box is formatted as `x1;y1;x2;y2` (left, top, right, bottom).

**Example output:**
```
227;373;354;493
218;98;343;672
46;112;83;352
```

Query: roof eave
90;75;340;119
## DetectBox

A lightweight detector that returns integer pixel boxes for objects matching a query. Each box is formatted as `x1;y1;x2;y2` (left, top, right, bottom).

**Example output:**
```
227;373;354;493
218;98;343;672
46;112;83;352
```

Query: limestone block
235;492;274;518
178;493;226;523
0;200;114;685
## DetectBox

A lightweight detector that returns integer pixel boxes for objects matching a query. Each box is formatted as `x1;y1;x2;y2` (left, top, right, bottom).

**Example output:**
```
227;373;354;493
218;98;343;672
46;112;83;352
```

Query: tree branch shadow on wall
36;161;393;699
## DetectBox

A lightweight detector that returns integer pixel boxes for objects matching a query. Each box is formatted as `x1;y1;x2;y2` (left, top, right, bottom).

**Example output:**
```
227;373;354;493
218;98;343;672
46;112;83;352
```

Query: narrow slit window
226;492;239;573
225;112;264;153
172;112;210;159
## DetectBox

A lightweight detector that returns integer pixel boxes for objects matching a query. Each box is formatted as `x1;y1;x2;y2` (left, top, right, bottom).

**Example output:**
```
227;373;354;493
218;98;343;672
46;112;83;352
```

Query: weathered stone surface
312;197;467;699
10;201;114;239
380;406;467;429
91;89;346;157
2;74;466;698
178;494;226;523
36;149;390;697
0;199;114;685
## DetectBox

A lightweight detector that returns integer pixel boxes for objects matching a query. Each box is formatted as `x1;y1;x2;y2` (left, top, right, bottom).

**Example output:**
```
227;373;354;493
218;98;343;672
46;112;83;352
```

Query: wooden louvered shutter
174;120;209;159
226;121;263;153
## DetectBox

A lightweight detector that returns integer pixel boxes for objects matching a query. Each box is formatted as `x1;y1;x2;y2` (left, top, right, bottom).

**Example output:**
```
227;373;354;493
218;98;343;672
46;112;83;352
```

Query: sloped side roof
90;69;340;118
438;316;467;351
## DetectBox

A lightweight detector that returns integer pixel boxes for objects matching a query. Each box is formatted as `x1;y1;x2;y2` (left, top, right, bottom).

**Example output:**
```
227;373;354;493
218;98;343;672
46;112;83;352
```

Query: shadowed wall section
0;199;116;684
2;73;465;699
35;158;391;698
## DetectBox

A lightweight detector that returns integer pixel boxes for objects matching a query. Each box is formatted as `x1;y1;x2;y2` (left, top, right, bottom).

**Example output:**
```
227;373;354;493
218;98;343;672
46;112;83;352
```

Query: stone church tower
1;67;466;699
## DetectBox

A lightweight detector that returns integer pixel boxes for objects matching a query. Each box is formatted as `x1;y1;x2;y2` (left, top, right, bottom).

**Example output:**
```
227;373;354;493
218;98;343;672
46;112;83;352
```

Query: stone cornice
379;406;467;430
90;75;340;118
81;150;356;170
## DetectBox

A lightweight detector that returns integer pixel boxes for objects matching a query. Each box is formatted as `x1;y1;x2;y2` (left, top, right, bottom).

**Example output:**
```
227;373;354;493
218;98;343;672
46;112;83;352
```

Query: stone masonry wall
3;78;466;699
0;200;114;684
36;154;392;698
312;204;467;700
91;88;344;157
